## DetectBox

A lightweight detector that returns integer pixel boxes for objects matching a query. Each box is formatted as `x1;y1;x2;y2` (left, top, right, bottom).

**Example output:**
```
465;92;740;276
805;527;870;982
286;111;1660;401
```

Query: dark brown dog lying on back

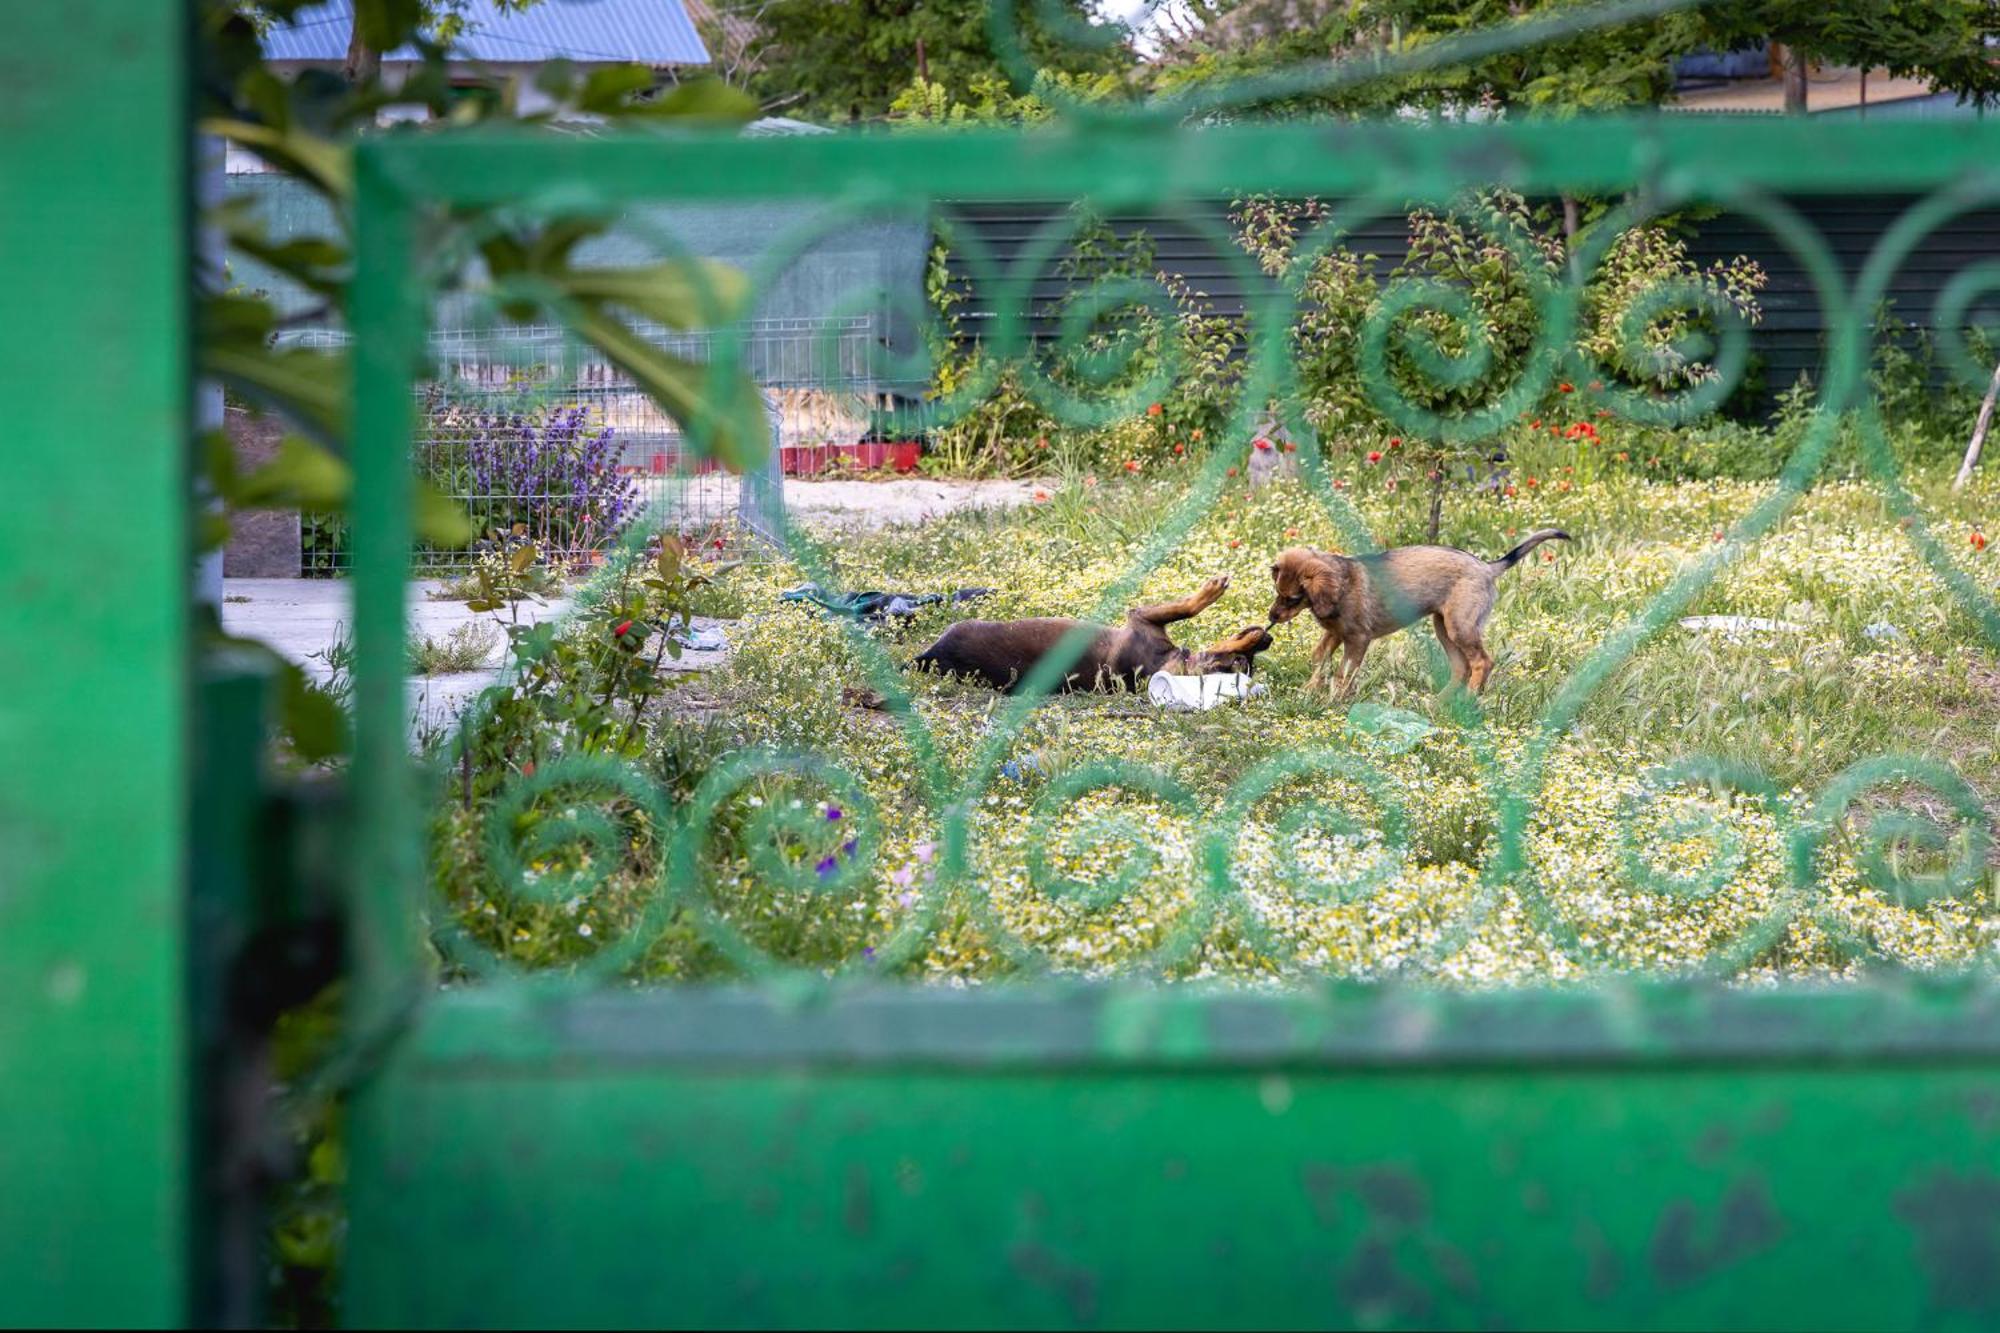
1268;530;1569;696
914;575;1273;694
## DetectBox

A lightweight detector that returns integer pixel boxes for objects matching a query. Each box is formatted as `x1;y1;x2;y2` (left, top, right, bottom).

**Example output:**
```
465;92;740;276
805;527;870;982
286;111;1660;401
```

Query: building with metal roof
259;0;710;68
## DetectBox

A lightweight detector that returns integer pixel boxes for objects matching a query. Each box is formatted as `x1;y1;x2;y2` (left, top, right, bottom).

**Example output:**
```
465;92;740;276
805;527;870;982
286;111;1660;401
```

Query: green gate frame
338;116;2000;1329
8;0;2000;1325
0;1;190;1325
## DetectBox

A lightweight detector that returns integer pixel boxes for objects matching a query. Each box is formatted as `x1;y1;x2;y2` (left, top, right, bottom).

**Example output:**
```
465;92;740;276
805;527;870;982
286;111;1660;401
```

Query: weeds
408;621;500;675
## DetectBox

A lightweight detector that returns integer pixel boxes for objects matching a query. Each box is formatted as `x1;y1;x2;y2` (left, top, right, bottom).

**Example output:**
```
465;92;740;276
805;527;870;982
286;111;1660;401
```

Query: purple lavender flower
447;401;639;560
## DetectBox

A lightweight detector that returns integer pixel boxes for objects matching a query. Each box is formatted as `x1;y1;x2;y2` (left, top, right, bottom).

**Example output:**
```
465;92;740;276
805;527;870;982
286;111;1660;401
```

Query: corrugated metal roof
262;0;710;66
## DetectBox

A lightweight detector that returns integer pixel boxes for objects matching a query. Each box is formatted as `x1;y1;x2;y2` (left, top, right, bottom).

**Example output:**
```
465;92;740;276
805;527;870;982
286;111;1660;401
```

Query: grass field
438;460;2000;986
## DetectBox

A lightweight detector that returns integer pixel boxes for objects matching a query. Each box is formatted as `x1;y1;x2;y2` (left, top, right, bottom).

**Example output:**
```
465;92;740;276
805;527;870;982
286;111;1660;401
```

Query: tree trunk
1953;357;2000;491
1775;42;1808;114
344;17;380;84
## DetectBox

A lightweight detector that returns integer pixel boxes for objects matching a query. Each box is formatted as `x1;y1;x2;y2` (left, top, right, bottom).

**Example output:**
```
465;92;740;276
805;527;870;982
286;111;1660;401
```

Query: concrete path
219;578;732;733
648;474;1041;533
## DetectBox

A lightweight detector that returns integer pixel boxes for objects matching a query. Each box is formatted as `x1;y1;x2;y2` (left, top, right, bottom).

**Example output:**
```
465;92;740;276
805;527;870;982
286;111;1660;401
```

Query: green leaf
234;67;293;133
568;307;768;472
534;58;579;100
200;344;348;446
526;216;609;270
354;0;424;52
201;116;351;200
278;661;349;762
222;226;349;300
576;64;657;114
415;480;473;547
637;77;760;123
201;427;240;499
554;258;747;331
197;511;233;554
236;435;352;510
201;292;280;344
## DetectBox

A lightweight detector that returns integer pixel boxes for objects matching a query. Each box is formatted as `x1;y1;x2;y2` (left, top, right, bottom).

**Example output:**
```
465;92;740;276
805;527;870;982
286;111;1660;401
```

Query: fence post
0;0;190;1324
739;387;788;551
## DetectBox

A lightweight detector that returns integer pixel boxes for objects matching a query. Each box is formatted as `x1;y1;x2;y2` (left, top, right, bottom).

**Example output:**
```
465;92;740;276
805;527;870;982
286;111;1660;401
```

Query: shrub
425;401;640;563
918;189;1769;492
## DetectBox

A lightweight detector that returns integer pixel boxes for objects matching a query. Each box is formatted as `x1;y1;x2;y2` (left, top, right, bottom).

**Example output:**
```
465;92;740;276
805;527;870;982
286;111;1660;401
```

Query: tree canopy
740;0;1136;121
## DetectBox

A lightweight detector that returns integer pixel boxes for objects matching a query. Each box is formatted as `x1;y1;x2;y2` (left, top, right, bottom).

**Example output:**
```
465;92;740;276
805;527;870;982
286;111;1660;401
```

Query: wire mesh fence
294;315;897;574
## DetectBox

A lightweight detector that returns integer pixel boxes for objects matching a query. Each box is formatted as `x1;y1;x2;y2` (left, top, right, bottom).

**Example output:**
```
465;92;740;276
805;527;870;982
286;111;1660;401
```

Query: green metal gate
10;1;2000;1328
333;117;2000;1331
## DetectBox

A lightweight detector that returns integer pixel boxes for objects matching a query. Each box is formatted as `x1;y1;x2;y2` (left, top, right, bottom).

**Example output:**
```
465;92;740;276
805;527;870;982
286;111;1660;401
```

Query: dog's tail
1489;528;1571;574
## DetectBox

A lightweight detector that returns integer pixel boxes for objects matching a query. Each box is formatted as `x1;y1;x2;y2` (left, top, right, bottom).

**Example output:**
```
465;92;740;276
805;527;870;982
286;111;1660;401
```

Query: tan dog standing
1268;530;1569;696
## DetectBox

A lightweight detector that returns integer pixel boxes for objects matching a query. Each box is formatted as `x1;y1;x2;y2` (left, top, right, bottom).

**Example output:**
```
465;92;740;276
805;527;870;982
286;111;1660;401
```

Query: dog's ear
1302;556;1344;619
1270;551;1306;598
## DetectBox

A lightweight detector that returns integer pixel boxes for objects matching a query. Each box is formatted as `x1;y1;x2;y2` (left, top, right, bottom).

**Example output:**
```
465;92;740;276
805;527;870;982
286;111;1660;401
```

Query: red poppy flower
1366;450;1383;464
1229;538;1242;549
1124;459;1141;473
1254;438;1272;451
1524;477;1539;488
1173;442;1185;455
1973;531;1989;551
613;619;633;637
521;760;536;777
1146;403;1163;417
1388;437;1402;448
1504;485;1517;497
1226;466;1238;477
1558;382;1574;393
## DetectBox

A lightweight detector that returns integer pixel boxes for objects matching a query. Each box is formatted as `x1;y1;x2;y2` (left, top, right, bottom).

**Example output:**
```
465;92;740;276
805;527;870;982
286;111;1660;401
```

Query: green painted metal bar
0;0;189;1325
348;155;428;1039
367;116;2000;211
348;984;2000;1331
398;979;2000;1069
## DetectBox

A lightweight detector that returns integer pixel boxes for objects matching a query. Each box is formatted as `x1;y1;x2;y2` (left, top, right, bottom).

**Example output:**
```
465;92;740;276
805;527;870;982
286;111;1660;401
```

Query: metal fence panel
332;97;2000;1326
